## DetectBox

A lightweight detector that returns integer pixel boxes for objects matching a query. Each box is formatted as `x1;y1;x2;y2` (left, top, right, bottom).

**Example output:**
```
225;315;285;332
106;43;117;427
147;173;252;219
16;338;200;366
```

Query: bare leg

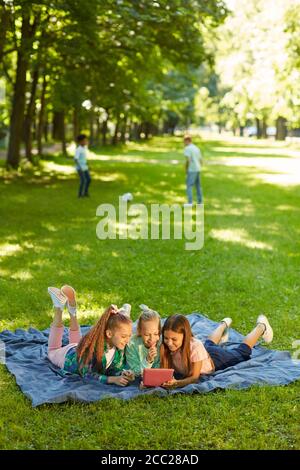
208;322;227;345
70;315;80;331
61;285;79;331
52;308;64;328
243;323;265;349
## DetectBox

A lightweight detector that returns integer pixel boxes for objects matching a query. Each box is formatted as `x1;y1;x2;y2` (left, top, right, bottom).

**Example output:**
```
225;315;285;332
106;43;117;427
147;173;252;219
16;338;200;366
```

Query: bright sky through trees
194;0;300;137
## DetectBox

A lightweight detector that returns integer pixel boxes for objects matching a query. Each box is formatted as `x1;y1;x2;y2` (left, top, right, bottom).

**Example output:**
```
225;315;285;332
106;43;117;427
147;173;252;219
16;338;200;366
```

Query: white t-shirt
74;145;88;171
184;143;202;172
105;347;116;369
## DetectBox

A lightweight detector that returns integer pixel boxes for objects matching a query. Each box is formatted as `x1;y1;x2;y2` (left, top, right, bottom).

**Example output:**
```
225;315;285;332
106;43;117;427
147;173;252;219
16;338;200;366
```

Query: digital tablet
143;368;174;387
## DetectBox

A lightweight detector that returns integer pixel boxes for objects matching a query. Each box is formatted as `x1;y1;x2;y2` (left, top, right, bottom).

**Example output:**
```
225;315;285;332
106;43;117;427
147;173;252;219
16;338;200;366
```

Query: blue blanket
0;314;299;407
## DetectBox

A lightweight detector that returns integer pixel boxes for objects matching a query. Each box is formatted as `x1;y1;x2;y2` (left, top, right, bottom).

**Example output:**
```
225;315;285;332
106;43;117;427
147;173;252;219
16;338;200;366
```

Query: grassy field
0;135;299;450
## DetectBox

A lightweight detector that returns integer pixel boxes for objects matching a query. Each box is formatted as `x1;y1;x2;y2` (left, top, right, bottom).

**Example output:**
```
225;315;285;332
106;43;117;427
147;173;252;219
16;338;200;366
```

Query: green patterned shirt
63;342;127;384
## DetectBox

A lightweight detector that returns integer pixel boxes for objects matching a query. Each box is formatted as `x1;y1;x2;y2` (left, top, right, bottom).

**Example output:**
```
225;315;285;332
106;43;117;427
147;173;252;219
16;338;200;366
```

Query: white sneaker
219;317;232;344
119;303;131;317
48;287;67;310
257;315;273;343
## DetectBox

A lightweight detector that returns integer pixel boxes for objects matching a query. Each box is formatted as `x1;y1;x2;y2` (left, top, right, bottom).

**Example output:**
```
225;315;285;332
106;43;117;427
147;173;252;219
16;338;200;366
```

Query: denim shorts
204;339;252;372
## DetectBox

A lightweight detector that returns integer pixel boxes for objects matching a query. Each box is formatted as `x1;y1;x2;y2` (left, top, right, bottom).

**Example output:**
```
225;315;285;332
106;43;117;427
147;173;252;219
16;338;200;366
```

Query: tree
207;0;300;139
1;0;228;168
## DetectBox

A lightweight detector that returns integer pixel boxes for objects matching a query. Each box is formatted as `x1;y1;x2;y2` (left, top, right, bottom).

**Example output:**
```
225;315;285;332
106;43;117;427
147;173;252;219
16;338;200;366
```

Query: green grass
0;135;299;450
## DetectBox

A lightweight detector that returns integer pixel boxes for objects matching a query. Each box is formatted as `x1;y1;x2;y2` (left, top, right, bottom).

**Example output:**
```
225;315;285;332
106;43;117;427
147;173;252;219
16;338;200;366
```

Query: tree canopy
0;0;227;167
193;0;300;139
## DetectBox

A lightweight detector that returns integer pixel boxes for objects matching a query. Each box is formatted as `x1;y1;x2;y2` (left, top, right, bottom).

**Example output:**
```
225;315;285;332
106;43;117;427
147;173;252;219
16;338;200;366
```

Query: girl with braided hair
47;285;134;386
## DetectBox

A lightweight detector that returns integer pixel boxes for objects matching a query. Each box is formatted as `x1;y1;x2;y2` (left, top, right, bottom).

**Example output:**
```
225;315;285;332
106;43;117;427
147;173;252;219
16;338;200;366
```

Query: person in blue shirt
74;134;91;198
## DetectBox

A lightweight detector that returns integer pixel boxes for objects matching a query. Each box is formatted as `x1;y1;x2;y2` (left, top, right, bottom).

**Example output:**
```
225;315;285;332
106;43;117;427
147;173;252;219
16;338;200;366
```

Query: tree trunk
37;74;47;157
24;68;39;162
89;112;95;146
61;112;67;155
132;122;141;140
52;112;58;140
44;113;49;143
276;116;287;141
6;11;31;168
73;107;80;141
239;126;244;137
144;122;151;140
52;111;64;140
111;116;120;145
261;119;267;139
137;123;143;140
256;118;262;139
163;120;168;134
96;117;101;144
0;1;10;64
120;115;128;143
101;116;109;146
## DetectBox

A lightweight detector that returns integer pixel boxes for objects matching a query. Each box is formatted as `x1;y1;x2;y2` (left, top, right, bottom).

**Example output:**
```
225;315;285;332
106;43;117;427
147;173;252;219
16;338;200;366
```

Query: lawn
0;135;299;450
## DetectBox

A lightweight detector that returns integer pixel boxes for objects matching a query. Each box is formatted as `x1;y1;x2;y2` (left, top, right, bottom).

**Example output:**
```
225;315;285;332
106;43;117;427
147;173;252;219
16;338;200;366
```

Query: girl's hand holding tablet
162;379;179;389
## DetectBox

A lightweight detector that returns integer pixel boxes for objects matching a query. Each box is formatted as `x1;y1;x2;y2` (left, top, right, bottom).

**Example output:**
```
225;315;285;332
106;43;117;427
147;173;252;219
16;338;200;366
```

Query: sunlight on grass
41;223;58;232
72;244;91;254
276;205;300;212
42;161;74;175
0;243;22;257
212;146;300;158
0;268;10;277
206;205;254;216
92;172;127;182
11;271;33;281
88;149;180;166
89;153;163;164
256;172;300;186
210;228;273;251
210;156;300;187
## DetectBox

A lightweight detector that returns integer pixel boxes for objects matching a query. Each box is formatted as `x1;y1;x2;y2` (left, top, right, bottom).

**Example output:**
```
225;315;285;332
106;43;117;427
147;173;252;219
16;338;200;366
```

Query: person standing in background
74;134;91;198
183;135;203;205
